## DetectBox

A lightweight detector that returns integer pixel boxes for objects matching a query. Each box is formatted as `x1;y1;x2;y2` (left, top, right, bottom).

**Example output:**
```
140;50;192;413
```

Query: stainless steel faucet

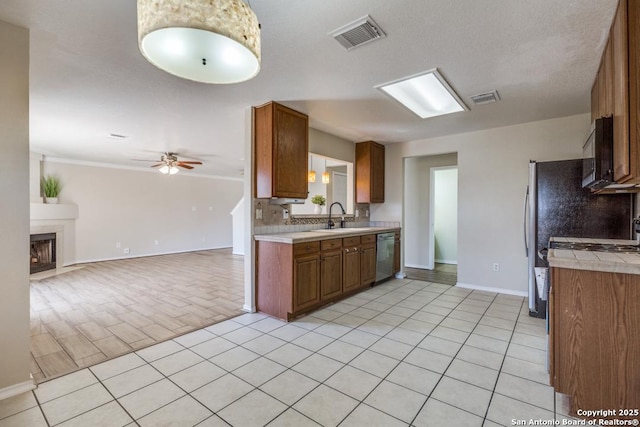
327;202;346;229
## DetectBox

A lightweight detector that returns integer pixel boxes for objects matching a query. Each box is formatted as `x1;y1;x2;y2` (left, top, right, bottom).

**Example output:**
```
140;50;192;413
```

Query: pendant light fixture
322;159;330;184
308;156;316;183
137;0;261;84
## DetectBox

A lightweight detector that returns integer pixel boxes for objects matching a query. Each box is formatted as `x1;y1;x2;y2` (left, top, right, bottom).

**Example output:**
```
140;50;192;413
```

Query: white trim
405;263;432;270
429;165;458;271
456;282;528;297
75;246;234;265
434;259;457;265
41;156;243;182
232;251;245;256
0;379;36;401
242;304;256;313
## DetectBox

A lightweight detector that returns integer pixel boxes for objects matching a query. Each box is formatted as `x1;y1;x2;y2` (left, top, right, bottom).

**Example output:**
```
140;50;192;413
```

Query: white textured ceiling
0;0;618;177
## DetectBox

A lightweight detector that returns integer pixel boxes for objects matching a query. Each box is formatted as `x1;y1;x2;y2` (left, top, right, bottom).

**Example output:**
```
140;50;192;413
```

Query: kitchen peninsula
547;238;640;418
255;226;400;321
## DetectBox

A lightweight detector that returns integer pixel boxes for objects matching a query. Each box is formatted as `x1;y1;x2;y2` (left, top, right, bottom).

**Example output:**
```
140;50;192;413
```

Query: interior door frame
428;165;458;270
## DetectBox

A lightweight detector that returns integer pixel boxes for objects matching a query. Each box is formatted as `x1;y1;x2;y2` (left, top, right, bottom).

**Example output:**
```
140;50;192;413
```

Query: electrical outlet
355;209;359;218
154;240;159;245
115;242;121;249
123;248;130;255
492;263;500;272
255;208;262;220
283;209;289;219
365;209;369;217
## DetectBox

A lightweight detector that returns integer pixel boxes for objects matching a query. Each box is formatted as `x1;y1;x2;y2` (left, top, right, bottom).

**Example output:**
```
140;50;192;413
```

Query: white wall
41;161;243;263
0;20;33;397
373;113;589;295
433;168;458;264
404;153;458;268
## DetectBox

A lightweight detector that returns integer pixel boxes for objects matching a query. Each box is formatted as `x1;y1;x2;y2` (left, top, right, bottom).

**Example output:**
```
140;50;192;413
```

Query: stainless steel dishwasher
376;232;395;283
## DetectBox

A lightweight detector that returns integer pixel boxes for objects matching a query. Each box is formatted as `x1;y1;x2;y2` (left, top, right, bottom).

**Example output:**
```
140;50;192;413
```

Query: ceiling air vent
470;90;501;105
330;15;386;50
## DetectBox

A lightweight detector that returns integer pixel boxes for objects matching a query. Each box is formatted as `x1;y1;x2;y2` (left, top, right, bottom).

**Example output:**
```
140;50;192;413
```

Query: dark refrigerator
525;159;633;318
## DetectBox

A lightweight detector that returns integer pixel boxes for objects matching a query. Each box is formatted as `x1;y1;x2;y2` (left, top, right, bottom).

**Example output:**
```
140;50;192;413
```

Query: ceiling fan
134;152;203;174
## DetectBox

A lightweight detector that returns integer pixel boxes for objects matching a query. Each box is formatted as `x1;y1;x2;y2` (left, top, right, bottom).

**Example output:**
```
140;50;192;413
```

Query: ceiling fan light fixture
137;0;261;84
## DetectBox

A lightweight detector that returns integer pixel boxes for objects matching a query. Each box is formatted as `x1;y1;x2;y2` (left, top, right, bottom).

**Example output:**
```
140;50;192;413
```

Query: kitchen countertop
254;226;400;244
548;237;640;274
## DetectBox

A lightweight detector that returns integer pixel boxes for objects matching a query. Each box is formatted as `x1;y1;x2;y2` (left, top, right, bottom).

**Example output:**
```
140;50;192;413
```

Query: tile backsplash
253;198;399;234
253;198;394;234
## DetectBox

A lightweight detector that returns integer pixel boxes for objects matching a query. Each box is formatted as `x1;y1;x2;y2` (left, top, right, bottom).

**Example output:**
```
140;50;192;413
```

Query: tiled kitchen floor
4;278;579;426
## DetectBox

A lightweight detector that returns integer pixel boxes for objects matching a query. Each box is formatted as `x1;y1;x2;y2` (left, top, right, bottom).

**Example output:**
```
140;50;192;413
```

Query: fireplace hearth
30;233;56;274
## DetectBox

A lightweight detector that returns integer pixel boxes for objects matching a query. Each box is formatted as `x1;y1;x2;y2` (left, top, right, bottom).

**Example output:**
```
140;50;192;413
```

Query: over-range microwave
582;116;614;189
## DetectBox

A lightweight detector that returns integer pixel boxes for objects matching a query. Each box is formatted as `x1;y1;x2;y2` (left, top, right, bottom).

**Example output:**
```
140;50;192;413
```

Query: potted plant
42;175;61;204
311;194;326;214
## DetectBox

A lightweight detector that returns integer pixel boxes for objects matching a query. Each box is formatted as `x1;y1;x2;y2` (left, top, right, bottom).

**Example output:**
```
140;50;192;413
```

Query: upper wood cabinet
254;101;309;199
355;141;385;203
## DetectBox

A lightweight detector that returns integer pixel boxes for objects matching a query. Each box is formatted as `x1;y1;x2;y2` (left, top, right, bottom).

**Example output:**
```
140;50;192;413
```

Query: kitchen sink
312;227;374;233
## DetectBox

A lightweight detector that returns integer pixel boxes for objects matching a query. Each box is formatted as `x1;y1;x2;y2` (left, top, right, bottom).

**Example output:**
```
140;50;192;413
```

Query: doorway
403;153;458;285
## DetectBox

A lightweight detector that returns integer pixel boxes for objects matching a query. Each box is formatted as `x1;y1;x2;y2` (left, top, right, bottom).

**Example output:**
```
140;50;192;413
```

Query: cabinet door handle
345;249;350;253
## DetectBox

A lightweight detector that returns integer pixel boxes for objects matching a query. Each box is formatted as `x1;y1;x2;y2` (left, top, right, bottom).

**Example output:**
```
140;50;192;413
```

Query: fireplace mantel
30;203;78;221
30;203;78;268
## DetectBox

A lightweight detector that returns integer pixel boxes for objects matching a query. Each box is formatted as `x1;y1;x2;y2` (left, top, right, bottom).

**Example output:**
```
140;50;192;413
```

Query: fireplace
30;233;57;274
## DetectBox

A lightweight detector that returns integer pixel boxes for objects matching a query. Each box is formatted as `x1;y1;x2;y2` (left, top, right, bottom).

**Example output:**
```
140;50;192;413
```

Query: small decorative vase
314;204;322;215
45;197;58;204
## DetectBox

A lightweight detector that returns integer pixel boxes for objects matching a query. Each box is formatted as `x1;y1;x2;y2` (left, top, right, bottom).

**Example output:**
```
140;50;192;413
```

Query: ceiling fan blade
177;163;194;169
131;159;159;162
150;163;163;168
178;161;203;165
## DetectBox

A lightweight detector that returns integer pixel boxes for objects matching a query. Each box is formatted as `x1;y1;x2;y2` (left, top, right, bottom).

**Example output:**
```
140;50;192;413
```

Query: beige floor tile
0;392;38;419
150;349;204;377
431;376;492;417
364;380;427;423
293;385;358;427
191;373;253;412
56;401;132;427
31;333;64;357
40;383;112;425
486;394;554;426
168;361;226;393
138;395;212;427
218;389;287;427
102;364;164;398
494;372;555;411
266;408;322;427
325;365;381;401
107;323;152;345
76;321;113;341
210;346;259;371
0;406;48;427
90;353;147;381
35;369;97;403
413;398;483;427
233;357;287;387
92;336;132;358
293;354;344;382
386;362;441;396
57;334;102;361
35;352;78;377
117;379;185;420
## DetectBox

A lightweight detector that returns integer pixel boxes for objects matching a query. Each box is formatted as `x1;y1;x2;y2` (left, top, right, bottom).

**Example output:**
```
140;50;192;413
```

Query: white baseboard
434;259;457;265
75;246;234;265
232;251;245;256
242;304;256;313
456;282;528;297
0;379;36;401
405;263;431;270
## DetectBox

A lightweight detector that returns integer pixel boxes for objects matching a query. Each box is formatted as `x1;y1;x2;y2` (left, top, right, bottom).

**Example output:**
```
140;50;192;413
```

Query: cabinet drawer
294;241;320;256
343;236;361;247
361;234;376;245
321;238;342;251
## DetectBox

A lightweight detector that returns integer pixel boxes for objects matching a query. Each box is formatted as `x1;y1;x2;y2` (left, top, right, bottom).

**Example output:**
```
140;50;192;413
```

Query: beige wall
309;128;355;163
42;161;243;263
0;20;33;395
374;113;590;294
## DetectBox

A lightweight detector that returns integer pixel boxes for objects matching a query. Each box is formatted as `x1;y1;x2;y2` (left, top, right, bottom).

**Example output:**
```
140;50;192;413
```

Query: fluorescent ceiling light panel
376;69;468;119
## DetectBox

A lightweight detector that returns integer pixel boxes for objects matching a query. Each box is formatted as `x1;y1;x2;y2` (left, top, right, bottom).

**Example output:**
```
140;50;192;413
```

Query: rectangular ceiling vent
470;90;501;105
330;15;386;50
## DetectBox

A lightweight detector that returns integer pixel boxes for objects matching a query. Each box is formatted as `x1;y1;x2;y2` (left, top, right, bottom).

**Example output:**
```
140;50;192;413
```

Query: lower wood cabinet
549;267;640;416
320;239;342;301
256;231;402;321
343;236;361;293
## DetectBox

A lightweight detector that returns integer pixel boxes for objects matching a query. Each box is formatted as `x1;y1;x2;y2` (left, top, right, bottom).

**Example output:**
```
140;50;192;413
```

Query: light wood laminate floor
30;249;244;382
405;263;457;286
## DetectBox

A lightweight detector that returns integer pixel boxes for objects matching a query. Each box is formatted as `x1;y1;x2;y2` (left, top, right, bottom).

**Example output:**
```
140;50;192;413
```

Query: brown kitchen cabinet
342;236;361;293
360;234;377;286
254;101;309;199
591;0;640;185
320;239;343;301
549;267;640;416
356;141;385;203
292;244;321;313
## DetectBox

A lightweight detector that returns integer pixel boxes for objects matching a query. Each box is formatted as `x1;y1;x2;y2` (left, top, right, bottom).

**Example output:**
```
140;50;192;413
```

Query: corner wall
0;20;33;397
374;114;589;294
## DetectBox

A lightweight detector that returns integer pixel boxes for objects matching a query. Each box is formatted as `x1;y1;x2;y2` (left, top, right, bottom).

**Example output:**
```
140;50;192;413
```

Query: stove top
550;241;640;254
